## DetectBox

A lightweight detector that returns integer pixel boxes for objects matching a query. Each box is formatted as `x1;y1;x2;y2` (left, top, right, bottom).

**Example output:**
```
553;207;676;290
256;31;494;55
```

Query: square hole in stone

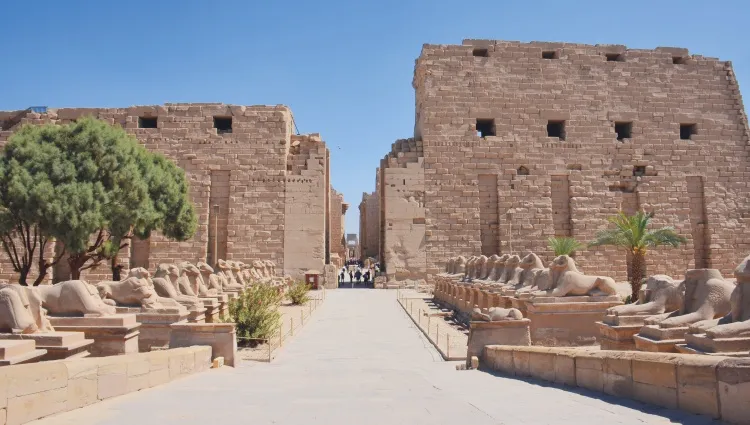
605;53;624;62
542;51;558;59
547;120;566;140
473;48;489;57
673;56;687;64
633;166;646;176
476;119;495;138
615;121;632;141
138;117;157;129
214;116;232;134
680;123;697;140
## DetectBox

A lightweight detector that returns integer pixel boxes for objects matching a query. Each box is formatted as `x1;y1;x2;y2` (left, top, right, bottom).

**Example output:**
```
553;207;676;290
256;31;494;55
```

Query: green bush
227;283;282;343
548;236;585;257
287;280;311;305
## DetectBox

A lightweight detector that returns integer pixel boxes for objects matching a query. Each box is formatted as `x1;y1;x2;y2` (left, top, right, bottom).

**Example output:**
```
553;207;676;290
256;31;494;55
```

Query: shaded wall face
382;163;426;280
0;104;292;283
283;139;329;278
364;194;380;260
414;42;750;281
329;191;346;266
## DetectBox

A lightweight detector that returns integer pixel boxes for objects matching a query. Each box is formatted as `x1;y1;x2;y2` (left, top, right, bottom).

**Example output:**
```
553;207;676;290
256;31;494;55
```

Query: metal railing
396;289;468;361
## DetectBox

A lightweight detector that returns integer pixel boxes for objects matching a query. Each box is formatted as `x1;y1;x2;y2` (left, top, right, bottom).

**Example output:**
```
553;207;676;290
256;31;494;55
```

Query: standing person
364;269;370;283
355;268;362;283
349;270;354;282
339;270;345;283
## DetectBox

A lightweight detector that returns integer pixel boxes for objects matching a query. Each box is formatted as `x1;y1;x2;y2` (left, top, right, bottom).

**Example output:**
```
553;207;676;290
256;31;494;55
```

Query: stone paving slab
32;290;720;425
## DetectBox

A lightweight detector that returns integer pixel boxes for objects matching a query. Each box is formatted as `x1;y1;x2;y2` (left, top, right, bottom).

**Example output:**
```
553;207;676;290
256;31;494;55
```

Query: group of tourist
338;266;373;284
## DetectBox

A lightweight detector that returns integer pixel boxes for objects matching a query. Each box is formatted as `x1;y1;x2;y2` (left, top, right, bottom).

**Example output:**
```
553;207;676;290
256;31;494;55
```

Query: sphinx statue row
434;253;622;327
439;253;619;298
602;254;750;354
0;258;287;335
436;251;750;354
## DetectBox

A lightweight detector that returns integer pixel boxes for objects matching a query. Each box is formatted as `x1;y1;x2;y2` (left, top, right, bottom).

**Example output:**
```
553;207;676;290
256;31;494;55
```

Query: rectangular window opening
472;48;489;57
680;123;697;140
673;56;687;65
547;120;566;140
633;166;646;177
476;119;495;138
605;53;624;62
138;116;157;129
615;121;632;141
542;51;558;59
214;116;233;134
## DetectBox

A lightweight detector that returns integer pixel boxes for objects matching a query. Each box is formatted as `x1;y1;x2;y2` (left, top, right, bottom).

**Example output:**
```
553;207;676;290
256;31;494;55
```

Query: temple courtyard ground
35;290;719;425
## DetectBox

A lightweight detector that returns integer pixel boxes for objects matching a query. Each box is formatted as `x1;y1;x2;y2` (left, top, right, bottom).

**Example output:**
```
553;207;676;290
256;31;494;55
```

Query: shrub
287;280;311;305
548;236;585;256
227;283;282;343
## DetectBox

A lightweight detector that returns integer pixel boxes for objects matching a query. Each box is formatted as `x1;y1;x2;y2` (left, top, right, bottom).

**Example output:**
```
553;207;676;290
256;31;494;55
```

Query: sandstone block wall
379;139;426;280
0;346;211;425
482;345;750;424
379;40;750;281
329;189;346;267
0;104;336;282
358;191;380;260
284;134;330;278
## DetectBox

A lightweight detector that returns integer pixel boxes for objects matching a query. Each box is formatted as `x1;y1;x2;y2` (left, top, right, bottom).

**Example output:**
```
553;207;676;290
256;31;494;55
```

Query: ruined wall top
413;39;735;89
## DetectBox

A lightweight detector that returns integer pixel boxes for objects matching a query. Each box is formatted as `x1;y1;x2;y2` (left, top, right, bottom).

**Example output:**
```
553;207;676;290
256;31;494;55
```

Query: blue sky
1;0;747;234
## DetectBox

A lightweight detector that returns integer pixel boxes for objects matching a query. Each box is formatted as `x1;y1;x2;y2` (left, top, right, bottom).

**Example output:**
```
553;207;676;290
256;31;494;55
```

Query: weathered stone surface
375;39;749;284
0;105;344;282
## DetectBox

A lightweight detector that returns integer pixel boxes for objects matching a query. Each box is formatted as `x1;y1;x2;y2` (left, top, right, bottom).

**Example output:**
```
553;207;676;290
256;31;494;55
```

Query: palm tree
589;211;685;301
548;237;585;257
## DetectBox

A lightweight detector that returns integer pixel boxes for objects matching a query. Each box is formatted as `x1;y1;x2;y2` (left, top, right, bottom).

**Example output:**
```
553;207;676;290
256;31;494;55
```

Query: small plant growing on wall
548;236;585;257
227;282;282;344
589;211;685;302
287;280;311;306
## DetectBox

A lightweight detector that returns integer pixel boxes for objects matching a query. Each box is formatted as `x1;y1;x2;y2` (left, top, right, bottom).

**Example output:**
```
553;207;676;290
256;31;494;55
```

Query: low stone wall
0;346;212;425
170;323;237;367
481;345;750;425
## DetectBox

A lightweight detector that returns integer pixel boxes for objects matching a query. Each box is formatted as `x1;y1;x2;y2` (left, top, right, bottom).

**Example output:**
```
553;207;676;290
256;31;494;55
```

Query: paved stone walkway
36;290;719;425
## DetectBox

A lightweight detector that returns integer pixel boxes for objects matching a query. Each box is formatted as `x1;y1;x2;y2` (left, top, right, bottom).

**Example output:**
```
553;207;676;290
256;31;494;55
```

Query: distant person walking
364;269;371;283
355;269;362;283
349;270;354;282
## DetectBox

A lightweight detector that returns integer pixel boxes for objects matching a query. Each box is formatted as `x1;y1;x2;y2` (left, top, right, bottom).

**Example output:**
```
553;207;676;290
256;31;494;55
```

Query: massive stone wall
329;188;346;267
358;191;380;261
379;139;426;280
379;40;750;282
283;134;330;278
0;103;334;282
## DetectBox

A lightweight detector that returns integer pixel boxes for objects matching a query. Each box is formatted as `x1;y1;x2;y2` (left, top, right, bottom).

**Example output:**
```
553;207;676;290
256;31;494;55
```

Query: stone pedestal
0;331;93;361
596;313;649;351
170;322;237;367
0;340;46;366
186;307;206;323
527;296;623;347
509;297;529;317
676;333;750;357
199;297;221;323
215;293;229;320
633;324;688;352
48;314;141;357
467;319;531;363
116;307;189;352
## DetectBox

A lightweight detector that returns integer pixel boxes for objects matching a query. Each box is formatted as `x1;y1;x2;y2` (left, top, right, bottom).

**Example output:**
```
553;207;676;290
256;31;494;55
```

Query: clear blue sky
1;0;747;235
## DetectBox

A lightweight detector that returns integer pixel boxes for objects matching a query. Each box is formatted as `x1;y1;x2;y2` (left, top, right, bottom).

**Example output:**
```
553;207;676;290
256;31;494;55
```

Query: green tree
589;211;685;301
0;117;196;284
548;236;585;257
